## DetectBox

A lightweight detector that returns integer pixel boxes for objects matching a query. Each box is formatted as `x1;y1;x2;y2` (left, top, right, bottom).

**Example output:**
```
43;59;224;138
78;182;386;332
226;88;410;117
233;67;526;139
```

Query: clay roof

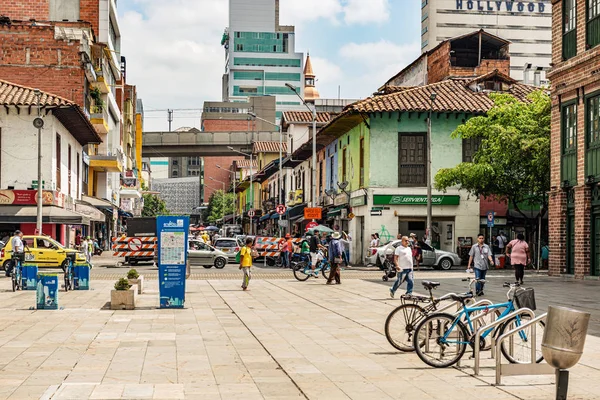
234;159;257;169
349;73;536;114
0;79;73;106
282;111;332;124
253;141;287;154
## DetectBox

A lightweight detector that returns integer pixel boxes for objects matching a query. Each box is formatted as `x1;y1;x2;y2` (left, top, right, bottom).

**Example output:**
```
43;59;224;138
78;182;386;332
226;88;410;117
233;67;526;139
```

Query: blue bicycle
10;252;25;292
413;281;545;368
293;250;331;281
63;252;77;291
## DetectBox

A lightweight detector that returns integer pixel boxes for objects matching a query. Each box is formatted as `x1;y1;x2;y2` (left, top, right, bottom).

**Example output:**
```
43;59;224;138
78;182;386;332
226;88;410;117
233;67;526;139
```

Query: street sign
128;237;143;251
276;204;286;215
306;221;318;231
304;207;322;220
487;211;495;228
156;216;189;309
278;220;288;228
248;209;255;217
370;210;382;216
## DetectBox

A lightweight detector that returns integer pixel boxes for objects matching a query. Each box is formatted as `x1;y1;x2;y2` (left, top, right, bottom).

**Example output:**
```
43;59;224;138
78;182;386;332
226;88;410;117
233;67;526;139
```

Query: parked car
213;238;241;256
376;240;461;270
1;235;86;271
188;240;228;269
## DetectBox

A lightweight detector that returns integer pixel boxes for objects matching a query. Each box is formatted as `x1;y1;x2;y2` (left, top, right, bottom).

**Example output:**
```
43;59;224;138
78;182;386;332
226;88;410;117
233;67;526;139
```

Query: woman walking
505;233;530;284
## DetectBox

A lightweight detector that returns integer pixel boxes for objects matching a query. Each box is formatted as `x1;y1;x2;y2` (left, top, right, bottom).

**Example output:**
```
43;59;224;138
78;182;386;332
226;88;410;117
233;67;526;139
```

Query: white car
373;240;462;270
188;240;229;269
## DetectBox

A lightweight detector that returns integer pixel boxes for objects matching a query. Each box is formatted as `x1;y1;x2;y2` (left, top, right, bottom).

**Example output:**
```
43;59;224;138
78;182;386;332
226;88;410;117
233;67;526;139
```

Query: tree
141;192;169;217
434;90;550;224
204;190;236;223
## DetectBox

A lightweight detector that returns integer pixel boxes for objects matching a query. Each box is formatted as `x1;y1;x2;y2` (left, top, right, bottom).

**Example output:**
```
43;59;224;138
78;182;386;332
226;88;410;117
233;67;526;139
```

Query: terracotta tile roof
0;79;73;106
282;111;332;124
235;159;257;169
350;72;537;114
253;141;287;154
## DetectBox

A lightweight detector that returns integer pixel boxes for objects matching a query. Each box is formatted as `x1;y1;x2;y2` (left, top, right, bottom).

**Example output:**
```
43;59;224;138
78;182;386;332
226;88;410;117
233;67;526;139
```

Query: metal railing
473;308;535;375
495;312;553;385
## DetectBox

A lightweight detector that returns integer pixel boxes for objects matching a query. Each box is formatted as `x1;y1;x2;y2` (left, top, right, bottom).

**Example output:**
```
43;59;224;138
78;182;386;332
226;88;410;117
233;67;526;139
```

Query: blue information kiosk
156;216;189;308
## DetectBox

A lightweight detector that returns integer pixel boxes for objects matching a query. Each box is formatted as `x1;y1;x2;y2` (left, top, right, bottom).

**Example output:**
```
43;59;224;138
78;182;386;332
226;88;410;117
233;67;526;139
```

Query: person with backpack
326;232;344;285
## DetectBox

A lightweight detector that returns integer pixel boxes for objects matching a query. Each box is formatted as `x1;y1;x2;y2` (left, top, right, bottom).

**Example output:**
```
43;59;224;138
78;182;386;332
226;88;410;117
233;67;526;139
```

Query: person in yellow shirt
239;237;254;290
201;231;210;245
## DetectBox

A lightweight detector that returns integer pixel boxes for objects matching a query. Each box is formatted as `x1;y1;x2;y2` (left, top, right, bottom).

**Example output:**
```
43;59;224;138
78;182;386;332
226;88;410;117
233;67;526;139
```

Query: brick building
548;0;600;278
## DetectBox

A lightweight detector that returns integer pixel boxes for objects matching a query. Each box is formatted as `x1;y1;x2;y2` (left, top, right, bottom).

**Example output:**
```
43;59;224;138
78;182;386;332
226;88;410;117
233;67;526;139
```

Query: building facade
548;0;600;279
221;0;304;120
421;0;552;82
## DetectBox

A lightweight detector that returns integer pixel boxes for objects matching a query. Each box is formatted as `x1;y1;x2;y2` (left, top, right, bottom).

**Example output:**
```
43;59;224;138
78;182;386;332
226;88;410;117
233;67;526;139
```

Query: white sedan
369;240;462;270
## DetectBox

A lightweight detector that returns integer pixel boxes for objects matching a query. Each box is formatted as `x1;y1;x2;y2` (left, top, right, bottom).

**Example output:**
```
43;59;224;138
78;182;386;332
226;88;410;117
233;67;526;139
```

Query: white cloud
278;0;343;25
343;0;391;25
309;57;345;98
119;0;228;131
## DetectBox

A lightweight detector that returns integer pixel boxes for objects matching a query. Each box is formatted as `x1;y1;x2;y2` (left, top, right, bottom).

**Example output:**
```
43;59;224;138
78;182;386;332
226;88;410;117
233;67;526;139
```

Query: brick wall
427;41;451;84
202;119;250;132
203;156;240;201
79;0;99;38
0;24;85;106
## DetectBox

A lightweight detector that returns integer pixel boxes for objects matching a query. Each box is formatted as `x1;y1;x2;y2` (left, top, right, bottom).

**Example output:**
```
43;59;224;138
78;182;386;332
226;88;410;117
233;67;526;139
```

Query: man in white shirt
390;236;414;298
11;230;24;254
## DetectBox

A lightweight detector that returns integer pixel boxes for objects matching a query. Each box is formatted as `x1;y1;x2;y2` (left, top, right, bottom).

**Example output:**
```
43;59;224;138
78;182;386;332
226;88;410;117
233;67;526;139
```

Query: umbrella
307;224;334;234
204;226;219;232
190;226;204;231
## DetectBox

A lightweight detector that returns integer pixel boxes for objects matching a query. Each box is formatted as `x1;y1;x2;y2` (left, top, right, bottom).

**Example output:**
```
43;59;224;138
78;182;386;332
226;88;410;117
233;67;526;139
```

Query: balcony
91;45;110;94
90;105;109;134
89;146;124;173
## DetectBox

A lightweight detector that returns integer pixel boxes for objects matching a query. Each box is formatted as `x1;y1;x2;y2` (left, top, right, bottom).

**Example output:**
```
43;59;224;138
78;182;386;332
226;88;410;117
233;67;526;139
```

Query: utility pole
426;92;437;244
34;89;43;235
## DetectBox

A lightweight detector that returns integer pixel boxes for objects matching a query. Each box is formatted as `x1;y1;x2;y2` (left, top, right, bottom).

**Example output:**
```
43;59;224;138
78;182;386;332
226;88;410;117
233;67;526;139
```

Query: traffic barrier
254;236;303;257
112;237;157;257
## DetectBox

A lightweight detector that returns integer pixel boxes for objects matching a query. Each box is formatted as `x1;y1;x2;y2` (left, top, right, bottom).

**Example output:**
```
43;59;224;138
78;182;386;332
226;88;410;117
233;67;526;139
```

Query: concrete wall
325;140;338;193
336;122;370;193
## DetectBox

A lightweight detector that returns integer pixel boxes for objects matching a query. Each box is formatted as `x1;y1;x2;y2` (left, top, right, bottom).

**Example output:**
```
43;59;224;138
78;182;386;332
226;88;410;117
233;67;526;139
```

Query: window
172;159;178;166
562;103;578;185
588;0;600;48
56;134;61;191
462;137;482;162
586;94;600;179
342;147;347;184
359;137;365;187
172;170;178;177
76;153;80;196
589;95;600;144
319;160;324;193
67;144;72;195
329;156;334;189
398;133;426;186
233;57;301;68
563;0;577;60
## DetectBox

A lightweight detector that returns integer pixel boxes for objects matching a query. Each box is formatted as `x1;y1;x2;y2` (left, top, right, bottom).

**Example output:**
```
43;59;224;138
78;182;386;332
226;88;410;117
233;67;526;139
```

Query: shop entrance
397;218;455;252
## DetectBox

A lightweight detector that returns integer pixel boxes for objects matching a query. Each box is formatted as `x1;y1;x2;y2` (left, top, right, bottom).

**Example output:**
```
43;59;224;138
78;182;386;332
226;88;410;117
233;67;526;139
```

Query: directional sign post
487;211;494;247
276;204;286;215
157;216;189;309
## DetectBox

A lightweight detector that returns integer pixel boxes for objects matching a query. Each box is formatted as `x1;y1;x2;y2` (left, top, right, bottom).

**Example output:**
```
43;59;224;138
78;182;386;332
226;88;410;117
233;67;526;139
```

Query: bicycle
385;277;484;352
10;252;25;292
63;252;76;291
412;281;545;368
293;249;331;281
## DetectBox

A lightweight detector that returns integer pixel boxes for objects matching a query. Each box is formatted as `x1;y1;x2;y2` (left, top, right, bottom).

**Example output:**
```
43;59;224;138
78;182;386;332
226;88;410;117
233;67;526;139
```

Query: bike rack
473;308;534;375
495;312;553;385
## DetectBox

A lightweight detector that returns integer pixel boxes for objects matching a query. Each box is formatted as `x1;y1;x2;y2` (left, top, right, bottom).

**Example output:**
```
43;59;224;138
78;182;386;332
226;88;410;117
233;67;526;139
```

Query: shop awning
327;205;346;218
0;206;90;225
75;202;106;222
259;213;271;222
287;203;307;221
118;209;133;218
119;189;141;199
271;212;282;220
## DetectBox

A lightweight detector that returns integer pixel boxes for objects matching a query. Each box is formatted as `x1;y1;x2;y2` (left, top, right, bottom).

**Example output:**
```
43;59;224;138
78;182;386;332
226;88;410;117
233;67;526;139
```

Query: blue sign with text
157;216;189;309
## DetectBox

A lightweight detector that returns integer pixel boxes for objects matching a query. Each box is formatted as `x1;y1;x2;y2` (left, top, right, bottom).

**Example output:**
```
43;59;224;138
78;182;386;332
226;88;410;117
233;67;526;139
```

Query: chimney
522;63;532;85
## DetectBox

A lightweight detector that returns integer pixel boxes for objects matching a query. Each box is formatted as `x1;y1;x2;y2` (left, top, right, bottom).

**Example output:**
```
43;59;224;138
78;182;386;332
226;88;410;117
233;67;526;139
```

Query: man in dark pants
467;233;494;296
326;232;344;285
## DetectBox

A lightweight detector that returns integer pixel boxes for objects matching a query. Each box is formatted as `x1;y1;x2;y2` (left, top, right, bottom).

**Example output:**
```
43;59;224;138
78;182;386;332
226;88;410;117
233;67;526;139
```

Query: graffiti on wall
378;225;392;243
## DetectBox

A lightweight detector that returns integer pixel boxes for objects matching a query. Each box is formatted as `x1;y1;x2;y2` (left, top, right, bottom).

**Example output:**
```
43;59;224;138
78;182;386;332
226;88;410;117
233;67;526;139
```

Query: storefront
81;195;116;250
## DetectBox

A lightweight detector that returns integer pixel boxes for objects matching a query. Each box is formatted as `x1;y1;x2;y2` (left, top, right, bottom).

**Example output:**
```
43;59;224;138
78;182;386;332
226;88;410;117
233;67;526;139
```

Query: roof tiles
282;111;332;124
253;141;287;154
0;79;73;107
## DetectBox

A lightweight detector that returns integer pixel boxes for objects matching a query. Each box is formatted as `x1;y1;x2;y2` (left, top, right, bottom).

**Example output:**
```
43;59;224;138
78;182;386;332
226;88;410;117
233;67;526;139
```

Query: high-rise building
421;0;551;83
221;0;304;121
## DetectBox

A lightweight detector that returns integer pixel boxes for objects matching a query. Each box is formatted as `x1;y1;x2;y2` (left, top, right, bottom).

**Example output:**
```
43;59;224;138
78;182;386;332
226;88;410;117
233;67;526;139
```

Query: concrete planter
110;285;137;310
128;276;144;294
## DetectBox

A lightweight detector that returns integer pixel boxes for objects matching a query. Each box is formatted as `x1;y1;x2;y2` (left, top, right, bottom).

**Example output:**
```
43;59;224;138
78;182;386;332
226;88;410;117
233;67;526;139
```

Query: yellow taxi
1;235;86;271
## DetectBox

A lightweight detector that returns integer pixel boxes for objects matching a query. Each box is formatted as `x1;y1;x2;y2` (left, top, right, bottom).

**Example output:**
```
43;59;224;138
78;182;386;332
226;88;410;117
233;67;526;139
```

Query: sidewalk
0;276;598;399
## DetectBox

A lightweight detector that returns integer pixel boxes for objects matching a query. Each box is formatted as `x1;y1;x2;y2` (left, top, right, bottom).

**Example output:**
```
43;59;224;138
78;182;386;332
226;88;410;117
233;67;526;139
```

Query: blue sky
117;0;421;131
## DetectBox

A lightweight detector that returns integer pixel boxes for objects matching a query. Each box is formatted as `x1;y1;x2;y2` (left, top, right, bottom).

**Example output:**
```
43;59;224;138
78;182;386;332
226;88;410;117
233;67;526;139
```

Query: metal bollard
542;306;590;400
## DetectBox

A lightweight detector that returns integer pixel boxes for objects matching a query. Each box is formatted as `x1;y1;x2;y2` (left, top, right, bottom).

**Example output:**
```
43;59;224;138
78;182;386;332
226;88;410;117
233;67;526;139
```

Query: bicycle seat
422;281;441;290
448;292;474;302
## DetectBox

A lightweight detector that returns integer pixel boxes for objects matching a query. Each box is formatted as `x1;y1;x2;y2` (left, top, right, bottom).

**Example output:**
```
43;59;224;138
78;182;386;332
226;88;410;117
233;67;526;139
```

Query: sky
117;0;421;131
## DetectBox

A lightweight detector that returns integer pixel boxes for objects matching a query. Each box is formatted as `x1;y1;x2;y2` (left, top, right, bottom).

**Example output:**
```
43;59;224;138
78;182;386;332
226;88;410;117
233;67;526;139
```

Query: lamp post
209;177;227;223
248;112;285;235
33;89;43;235
216;164;237;225
285;83;317;207
426;92;437;245
228;146;253;235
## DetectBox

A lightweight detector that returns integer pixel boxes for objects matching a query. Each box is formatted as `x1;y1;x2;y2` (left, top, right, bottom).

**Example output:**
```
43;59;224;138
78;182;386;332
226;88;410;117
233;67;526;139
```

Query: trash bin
73;264;90;290
497;255;506;269
36;273;59;310
542;305;590;369
21;265;38;290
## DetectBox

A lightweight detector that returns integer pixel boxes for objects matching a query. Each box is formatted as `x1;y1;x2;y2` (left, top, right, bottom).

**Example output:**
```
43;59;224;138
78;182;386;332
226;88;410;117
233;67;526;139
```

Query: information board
157;216;189;309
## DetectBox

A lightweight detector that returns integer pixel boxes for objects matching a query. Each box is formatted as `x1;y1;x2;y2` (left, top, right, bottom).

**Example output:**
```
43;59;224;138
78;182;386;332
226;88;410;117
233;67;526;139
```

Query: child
239;237;254;290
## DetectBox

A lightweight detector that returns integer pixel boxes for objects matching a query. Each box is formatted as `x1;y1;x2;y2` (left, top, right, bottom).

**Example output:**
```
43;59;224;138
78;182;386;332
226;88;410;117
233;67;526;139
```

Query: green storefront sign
373;195;460;206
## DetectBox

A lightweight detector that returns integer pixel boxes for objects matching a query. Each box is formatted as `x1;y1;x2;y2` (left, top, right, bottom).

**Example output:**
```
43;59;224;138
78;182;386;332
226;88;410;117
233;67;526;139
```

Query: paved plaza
0;268;599;400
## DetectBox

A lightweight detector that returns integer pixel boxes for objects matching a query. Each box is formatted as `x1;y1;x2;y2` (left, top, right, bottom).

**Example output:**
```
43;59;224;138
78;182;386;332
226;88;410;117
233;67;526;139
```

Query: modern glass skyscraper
221;0;304;120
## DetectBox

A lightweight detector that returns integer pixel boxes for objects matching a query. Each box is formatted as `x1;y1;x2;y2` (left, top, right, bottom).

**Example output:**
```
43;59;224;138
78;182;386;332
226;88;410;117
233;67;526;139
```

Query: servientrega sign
455;0;547;13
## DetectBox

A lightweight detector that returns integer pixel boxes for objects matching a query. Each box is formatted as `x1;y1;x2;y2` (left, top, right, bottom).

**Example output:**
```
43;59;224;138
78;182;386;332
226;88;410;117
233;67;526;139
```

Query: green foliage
114;278;131;291
142;192;169;217
204;190;236;223
127;269;139;280
434;90;550;220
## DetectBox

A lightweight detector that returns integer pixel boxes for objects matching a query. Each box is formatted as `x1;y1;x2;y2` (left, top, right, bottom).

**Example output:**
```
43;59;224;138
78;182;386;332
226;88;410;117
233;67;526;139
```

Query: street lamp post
247;112;284;235
426;92;437;245
228;146;253;235
209;177;227;223
285;83;317;207
216;165;237;225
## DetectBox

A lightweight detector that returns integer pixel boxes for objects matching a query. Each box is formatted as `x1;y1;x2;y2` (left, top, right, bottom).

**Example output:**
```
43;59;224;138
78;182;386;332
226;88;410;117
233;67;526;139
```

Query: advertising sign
0;190;60;206
157;216;189;309
304;207;322;220
36;274;58;310
373;195;460;206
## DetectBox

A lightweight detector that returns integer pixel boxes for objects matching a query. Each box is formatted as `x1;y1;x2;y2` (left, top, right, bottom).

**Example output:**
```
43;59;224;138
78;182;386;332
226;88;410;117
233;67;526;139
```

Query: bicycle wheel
385;304;427;352
413;312;469;368
293;262;311;281
64;272;70;291
321;262;331;280
498;315;545;364
11;273;16;292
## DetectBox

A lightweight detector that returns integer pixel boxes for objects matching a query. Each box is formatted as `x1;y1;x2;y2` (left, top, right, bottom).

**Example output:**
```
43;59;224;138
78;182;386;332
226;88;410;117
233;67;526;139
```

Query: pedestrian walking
278;237;289;268
497;231;507;253
467;233;494;296
286;234;295;267
505;233;530;284
409;233;421;270
82;236;93;265
239;237;254;290
541;242;550;269
326;232;344;285
389;236;414;298
309;230;324;276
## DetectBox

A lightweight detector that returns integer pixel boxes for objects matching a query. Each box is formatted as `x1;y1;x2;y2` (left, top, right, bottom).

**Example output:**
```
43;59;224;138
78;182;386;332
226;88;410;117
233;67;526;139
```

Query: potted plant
110;278;136;310
127;268;143;294
90;87;103;112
